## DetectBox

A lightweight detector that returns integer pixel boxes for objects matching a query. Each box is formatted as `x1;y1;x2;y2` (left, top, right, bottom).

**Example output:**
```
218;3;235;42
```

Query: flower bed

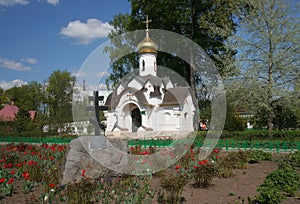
0;143;299;203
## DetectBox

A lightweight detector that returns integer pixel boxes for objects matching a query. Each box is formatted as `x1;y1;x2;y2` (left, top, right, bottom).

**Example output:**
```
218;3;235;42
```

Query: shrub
256;163;300;203
193;162;217;188
248;150;272;163
159;172;189;204
229;151;249;169
255;182;285;204
282;151;300;168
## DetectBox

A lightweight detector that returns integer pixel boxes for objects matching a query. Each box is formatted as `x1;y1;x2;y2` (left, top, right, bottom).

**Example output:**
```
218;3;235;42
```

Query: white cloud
60;19;113;44
45;0;59;6
0;0;29;7
72;70;87;77
0;57;31;71
0;79;28;90
98;83;107;90
21;57;38;64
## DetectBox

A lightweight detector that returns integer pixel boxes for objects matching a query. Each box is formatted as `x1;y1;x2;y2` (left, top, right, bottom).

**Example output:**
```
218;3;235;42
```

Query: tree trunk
189;0;197;95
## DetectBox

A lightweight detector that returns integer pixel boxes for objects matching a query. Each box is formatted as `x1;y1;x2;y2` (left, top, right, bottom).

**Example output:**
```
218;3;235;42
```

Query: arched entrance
131;107;142;132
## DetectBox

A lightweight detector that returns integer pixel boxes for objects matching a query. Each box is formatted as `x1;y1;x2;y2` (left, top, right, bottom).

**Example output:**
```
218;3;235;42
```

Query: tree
106;0;240;92
5;82;44;111
46;70;76;134
227;0;300;130
3;82;46;134
0;87;6;109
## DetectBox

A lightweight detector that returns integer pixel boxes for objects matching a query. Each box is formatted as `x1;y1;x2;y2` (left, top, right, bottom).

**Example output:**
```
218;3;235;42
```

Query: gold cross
143;15;152;31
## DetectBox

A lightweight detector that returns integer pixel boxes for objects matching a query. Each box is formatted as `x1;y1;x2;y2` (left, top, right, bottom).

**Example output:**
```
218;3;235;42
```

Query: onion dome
138;32;158;54
138;15;158;54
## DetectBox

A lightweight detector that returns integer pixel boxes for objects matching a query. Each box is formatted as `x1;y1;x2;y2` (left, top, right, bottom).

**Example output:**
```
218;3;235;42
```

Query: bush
193;163;217;188
255;163;300;203
159;172;189;204
220;130;300;141
248;150;272;163
281;151;300;168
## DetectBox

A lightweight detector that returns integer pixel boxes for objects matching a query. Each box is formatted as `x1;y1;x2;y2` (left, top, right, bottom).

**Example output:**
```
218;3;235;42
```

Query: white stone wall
138;53;157;76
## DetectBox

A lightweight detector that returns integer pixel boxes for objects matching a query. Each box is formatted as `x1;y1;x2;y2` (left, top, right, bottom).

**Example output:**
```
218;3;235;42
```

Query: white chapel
104;18;197;138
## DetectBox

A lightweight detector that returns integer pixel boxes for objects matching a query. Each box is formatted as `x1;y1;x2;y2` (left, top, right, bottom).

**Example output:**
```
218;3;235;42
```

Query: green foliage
228;151;249;169
107;0;240;91
256;183;285;204
46;70;76;134
193;163;217;188
65;178;97;204
220;130;300;141
227;0;300;130
217;151;249;178
256;163;300;203
223;104;247;132
159;172;189;204
248;150;272;163
280;151;300;168
273;101;299;130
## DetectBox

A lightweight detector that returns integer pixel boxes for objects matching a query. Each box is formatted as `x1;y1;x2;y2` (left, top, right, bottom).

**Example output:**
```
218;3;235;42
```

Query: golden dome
138;32;158;54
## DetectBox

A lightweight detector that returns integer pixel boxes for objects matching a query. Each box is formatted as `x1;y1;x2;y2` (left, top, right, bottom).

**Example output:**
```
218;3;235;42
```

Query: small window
154;61;156;71
184;112;188;120
142;60;145;71
164;112;171;121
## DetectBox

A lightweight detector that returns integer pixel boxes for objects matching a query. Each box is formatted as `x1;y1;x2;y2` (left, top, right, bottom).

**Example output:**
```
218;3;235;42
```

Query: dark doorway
131;108;142;132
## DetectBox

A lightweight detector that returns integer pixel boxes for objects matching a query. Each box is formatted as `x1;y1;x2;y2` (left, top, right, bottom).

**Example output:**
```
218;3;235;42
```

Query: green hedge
202;130;300;141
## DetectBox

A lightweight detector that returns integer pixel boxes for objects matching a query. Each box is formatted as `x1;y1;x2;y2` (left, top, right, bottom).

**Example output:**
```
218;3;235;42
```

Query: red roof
0;105;19;121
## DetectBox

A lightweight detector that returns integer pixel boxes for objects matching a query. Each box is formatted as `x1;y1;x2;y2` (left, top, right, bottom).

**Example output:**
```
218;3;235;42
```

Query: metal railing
128;139;300;152
0;136;299;152
0;136;73;144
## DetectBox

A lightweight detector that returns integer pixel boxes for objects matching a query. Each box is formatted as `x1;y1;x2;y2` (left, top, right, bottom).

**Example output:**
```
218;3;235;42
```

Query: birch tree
227;0;300;130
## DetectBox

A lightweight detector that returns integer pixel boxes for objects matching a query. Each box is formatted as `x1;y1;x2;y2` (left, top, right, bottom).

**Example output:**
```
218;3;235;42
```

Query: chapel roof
105;87;150;109
161;87;197;107
135;75;171;87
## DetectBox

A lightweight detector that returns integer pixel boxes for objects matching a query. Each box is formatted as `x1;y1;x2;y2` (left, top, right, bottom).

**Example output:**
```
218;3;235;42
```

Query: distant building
0;101;36;122
0;103;19;121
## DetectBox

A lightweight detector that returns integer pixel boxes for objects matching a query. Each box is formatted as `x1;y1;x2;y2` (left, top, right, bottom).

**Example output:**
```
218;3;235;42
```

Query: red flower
7;178;14;184
213;149;219;153
49;183;55;188
216;156;220;159
4;163;13;168
11;170;15;175
198;161;204;165
198;159;208;165
175;165;181;169
22;173;30;180
81;169;86;177
0;178;5;183
28;161;37;165
193;165;198;169
16;163;22;167
142;150;149;155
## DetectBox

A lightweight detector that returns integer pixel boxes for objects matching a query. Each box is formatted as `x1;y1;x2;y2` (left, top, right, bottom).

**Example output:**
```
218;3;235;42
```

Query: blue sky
0;0;131;89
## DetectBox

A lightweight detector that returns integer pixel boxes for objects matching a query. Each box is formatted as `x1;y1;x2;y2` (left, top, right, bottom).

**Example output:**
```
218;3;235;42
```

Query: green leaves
256;163;300;203
227;0;300;130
